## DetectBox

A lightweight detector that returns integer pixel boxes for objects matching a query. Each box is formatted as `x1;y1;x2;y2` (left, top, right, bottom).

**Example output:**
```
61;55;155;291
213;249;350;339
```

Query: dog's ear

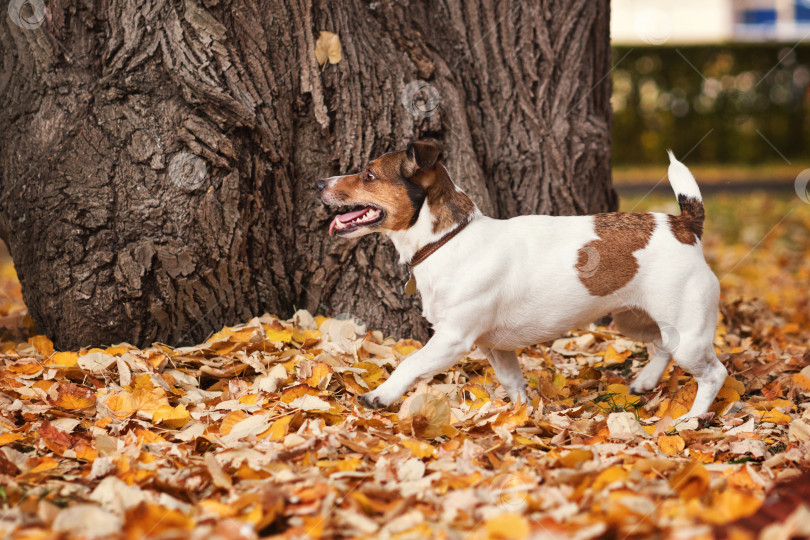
401;141;443;179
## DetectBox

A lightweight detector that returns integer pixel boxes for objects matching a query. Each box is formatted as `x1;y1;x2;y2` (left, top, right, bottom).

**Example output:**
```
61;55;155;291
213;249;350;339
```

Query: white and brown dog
317;142;727;419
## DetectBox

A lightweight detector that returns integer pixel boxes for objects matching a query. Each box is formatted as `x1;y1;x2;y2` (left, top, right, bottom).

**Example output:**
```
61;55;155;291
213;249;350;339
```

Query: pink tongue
337;208;369;222
329;207;370;236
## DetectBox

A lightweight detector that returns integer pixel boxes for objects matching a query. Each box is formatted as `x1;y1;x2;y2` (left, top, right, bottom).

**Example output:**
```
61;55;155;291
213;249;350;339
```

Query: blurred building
612;0;810;44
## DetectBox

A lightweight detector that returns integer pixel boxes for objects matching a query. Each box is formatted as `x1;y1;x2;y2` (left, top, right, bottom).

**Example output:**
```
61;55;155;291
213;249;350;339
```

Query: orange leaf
130;386;169;417
306;362;332;389
220;410;249;436
603;345;632;366
123;503;193;537
280;384;319;404
670;460;709;500
263;415;293;442
658;434;686;456
107;391;135;419
28;335;53;356
53;383;95;410
703;488;763;525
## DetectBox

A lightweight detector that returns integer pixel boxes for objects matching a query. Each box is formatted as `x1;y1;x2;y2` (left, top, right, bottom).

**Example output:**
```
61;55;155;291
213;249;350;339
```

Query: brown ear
401;141;443;179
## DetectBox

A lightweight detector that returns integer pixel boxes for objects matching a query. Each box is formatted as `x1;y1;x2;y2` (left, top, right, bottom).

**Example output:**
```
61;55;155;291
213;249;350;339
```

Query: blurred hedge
611;45;810;165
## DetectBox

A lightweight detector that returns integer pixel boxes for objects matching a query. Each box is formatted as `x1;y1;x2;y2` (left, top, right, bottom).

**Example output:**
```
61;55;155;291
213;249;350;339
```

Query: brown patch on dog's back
576;213;656;296
668;196;704;245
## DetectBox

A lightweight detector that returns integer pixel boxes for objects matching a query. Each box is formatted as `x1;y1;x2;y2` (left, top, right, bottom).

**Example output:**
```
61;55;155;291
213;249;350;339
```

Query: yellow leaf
558;449;593;468
792;373;810;390
228;327;259;343
152;404;191;429
354;362;385;387
761;408;791;425
46;351;78;368
131;373;155;389
314;31;342;66
238;393;259;405
703;489;763;525
28;335;53;356
265;326;293;343
604;345;632;366
484;513;529;540
658;434;686;456
592;466;628;491
0;433;24;446
293;328;321;343
206;327;232;342
400;437;434;459
104;345;132;356
264;415;293;442
392;340;421;357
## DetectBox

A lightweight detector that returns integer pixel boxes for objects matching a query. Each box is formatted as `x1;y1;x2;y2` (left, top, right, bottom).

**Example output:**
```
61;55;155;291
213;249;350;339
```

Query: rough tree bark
0;0;615;349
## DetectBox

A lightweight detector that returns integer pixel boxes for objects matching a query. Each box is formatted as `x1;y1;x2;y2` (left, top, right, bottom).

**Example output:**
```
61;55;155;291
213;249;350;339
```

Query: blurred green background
611;44;810;186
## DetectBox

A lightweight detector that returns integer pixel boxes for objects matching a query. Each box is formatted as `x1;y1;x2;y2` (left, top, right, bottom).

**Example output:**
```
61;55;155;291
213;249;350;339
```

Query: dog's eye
364;171;376;183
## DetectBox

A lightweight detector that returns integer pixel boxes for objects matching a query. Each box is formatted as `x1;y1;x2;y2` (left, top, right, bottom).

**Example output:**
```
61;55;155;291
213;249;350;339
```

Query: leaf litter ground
0;192;808;540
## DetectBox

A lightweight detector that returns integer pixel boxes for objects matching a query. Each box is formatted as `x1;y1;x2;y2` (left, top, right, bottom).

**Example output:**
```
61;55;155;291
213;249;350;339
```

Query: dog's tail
666;150;704;239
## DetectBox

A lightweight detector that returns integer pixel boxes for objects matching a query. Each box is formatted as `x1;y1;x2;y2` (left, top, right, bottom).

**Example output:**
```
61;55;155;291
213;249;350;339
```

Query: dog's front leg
358;330;472;409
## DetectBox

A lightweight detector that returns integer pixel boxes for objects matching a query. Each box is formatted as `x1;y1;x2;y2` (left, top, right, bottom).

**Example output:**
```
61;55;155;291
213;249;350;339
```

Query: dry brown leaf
314;31;342;66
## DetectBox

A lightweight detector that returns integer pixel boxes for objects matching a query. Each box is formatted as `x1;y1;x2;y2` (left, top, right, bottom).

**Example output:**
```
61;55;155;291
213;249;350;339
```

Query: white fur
667;151;702;200
359;156;727;420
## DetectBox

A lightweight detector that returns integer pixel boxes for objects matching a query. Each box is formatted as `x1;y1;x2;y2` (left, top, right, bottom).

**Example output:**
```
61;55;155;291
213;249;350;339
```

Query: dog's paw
507;382;529;405
629;378;658;394
358;392;388;409
628;383;650;395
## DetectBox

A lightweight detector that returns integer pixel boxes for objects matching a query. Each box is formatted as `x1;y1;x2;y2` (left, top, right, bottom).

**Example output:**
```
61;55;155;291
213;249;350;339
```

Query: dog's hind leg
613;309;672;394
480;347;527;404
641;273;727;419
672;339;727;418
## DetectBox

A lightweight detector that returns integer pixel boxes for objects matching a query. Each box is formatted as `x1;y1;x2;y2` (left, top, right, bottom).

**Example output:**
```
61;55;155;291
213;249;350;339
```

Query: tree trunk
0;0;615;350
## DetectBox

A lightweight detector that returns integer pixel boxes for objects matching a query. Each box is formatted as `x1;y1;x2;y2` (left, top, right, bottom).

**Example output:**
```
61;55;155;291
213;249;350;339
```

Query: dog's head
317;141;443;237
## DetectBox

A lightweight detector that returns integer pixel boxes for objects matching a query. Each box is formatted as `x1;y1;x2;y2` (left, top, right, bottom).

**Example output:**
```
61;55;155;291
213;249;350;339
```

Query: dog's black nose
316;179;327;192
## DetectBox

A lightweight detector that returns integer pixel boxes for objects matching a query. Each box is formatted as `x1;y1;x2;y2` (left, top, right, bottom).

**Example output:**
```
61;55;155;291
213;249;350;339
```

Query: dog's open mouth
329;205;385;236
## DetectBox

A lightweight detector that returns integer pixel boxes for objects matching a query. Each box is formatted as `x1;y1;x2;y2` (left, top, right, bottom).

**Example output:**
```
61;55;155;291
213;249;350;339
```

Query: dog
317;141;727;419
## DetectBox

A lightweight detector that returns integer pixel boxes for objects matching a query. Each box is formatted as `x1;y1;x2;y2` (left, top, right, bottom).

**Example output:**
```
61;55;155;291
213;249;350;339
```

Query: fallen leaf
152;404;190;429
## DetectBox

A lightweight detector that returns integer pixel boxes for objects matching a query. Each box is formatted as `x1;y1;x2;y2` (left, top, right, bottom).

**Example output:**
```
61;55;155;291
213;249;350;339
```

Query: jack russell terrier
317;141;727;419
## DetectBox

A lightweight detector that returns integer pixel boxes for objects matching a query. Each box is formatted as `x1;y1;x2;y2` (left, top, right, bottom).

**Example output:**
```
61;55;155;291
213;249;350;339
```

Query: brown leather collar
407;219;472;268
